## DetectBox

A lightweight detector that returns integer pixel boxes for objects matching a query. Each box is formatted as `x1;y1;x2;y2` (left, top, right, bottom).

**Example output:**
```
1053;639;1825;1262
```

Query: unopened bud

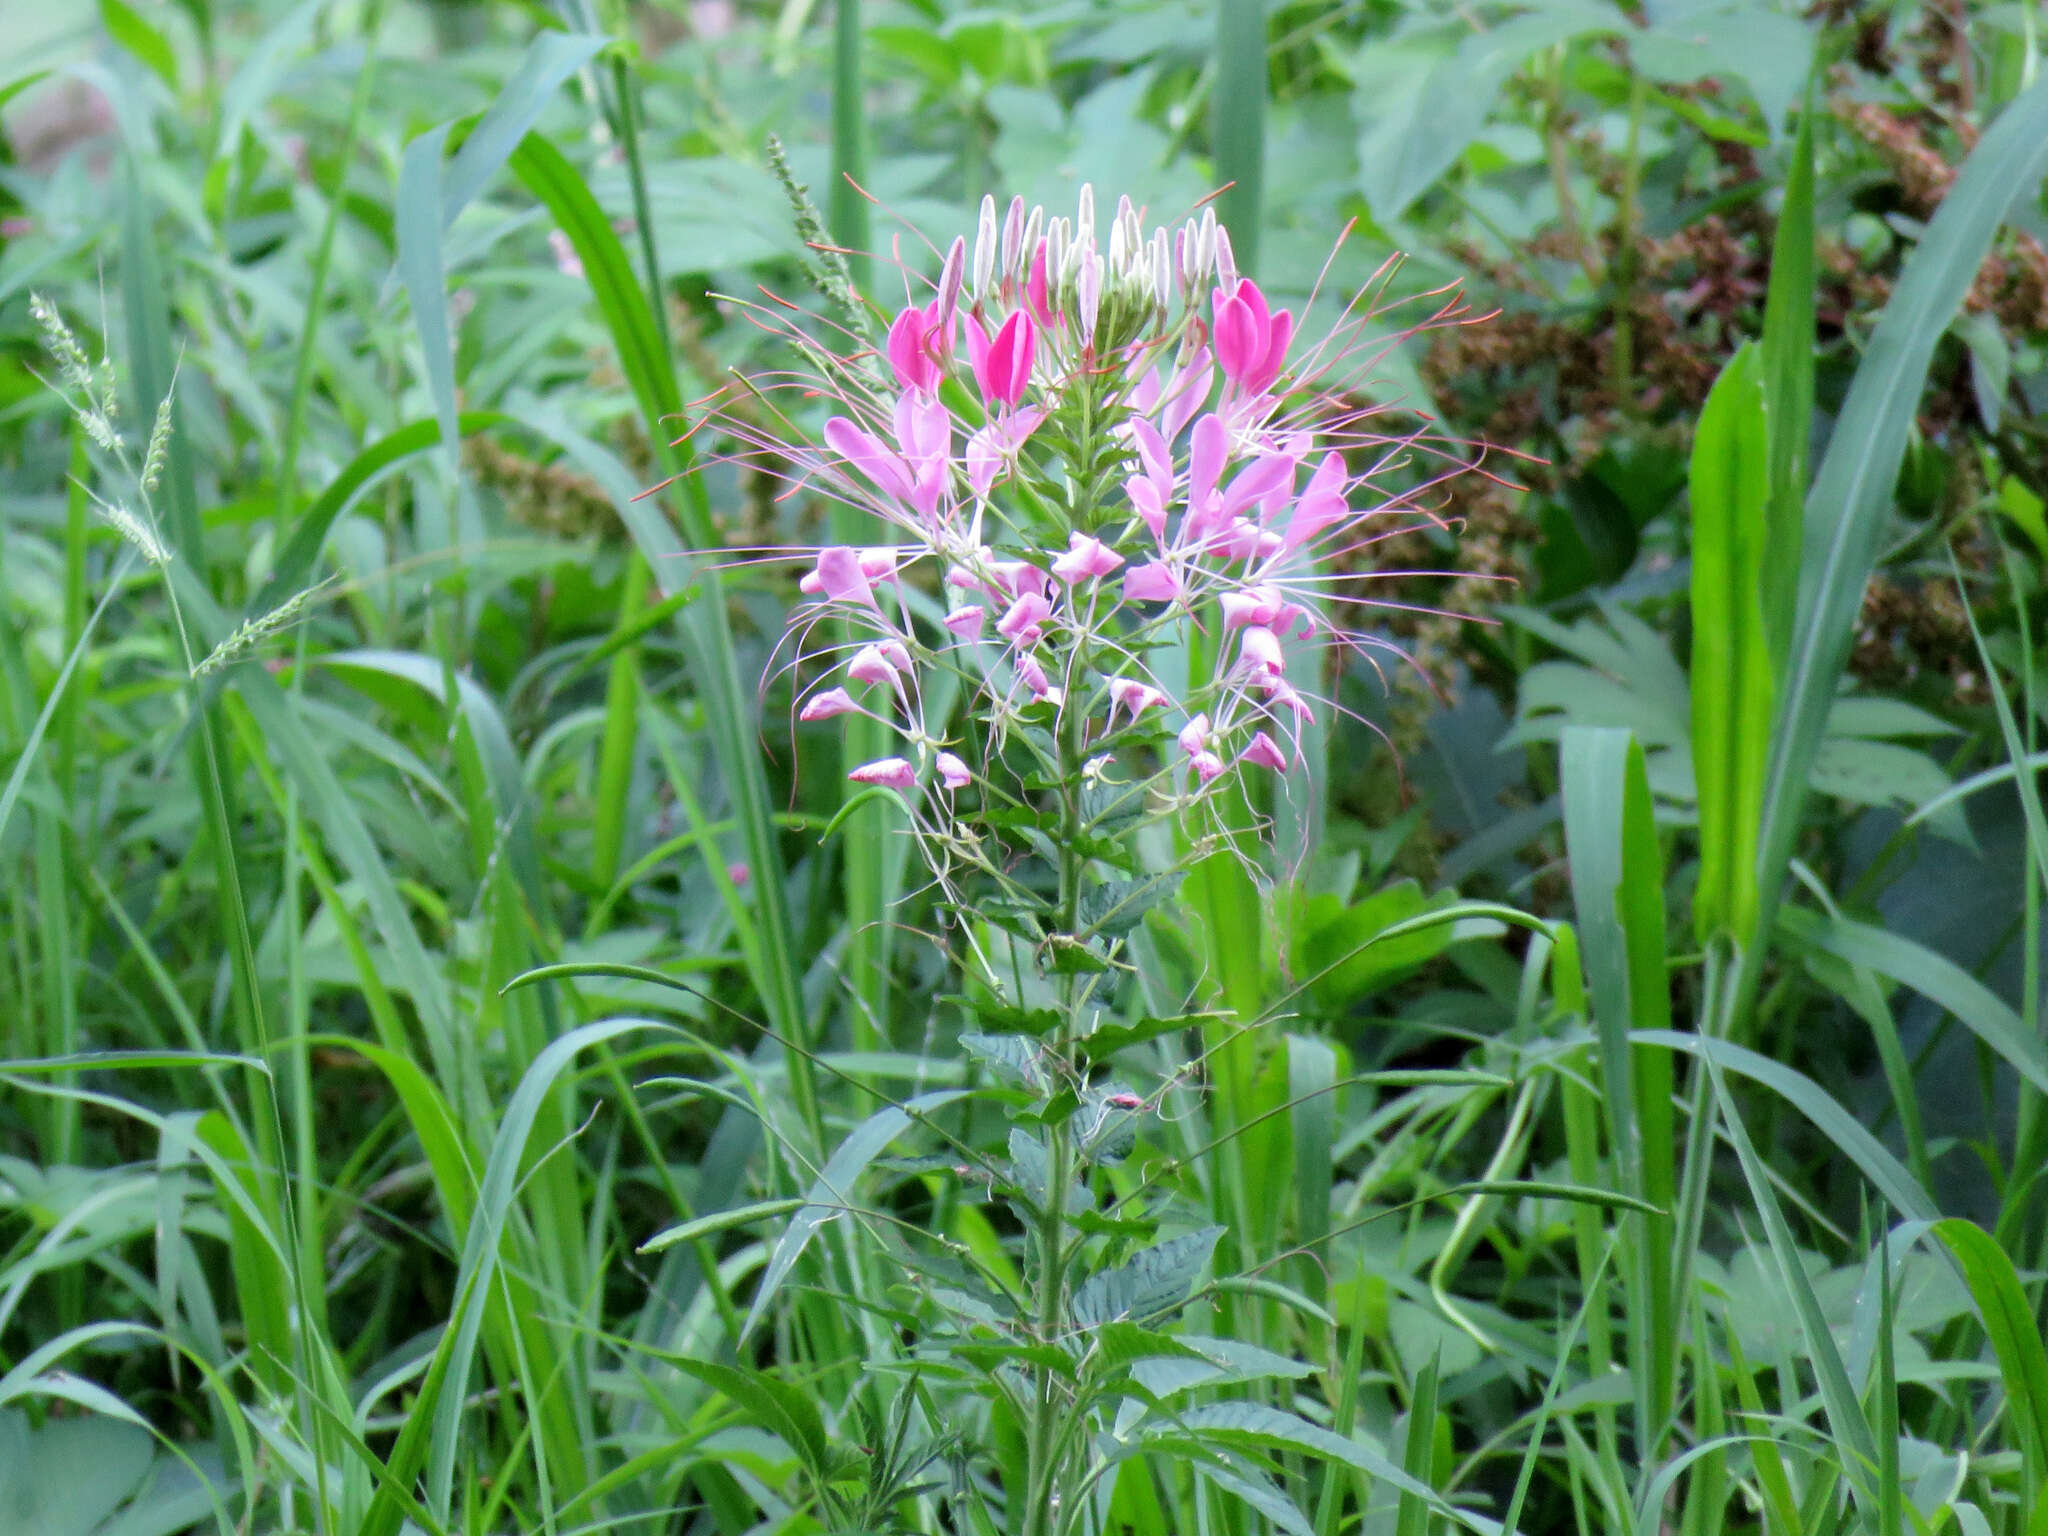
1213;224;1237;292
973;196;998;299
1074;251;1101;343
1076;183;1095;249
1020;204;1044;283
936;236;965;334
1002;195;1027;282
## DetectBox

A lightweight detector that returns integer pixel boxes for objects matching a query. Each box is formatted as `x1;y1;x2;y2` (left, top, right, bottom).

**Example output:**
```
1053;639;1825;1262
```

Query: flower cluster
705;187;1471;858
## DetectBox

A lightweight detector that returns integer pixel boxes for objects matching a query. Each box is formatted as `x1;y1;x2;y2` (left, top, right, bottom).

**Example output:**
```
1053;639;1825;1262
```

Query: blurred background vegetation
6;0;2048;1533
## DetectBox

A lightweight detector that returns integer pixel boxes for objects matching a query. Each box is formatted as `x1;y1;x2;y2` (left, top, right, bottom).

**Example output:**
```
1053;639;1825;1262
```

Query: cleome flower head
693;185;1488;912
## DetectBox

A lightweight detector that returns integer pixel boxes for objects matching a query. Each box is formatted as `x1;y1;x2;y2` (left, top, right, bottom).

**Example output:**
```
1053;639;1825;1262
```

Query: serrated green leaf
1070;1226;1223;1329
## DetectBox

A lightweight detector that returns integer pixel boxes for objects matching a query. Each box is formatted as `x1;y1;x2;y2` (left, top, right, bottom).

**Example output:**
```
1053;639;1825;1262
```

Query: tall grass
2;3;2047;1536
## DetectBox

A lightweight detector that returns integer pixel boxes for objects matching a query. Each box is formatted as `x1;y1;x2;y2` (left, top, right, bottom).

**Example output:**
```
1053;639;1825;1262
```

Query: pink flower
937;752;971;789
847;644;904;689
1123;562;1182;604
849;757;916;789
800;687;859;720
1178;714;1211;758
726;861;752;886
943;604;987;638
1051;533;1124;583
974;310;1036;407
997;592;1053;647
1239;625;1285;677
1190;750;1225;783
1241;731;1289;772
1220;584;1303;635
887;301;945;395
1108;677;1167;722
801;545;878;608
1212;277;1292;396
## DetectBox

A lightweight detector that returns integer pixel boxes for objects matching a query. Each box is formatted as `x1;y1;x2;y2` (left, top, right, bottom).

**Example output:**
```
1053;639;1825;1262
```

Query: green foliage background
4;1;2048;1533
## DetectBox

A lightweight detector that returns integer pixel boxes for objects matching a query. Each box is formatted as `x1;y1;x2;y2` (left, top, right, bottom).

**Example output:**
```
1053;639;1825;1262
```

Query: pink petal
997;592;1052;647
1025;242;1052;326
942;604;987;638
824;417;913;502
1160;350;1213;442
800;687;859;721
1242;731;1288;772
1122;561;1182;604
1178;713;1211;757
937;752;971;789
815;546;876;608
847;644;902;689
1239;625;1285;676
1190;750;1225;783
1051;533;1124;584
979;310;1036;407
848;757;916;789
887;305;939;395
1108;677;1167;722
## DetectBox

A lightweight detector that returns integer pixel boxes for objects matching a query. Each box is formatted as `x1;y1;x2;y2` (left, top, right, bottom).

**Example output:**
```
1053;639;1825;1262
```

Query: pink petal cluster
721;184;1467;812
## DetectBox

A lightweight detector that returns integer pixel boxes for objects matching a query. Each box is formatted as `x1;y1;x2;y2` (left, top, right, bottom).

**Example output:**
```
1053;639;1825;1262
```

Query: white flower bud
973;195;998;299
1213;224;1237;292
1003;195;1027;280
1076;183;1095;250
1074;250;1101;343
1045;217;1068;291
1020;204;1044;279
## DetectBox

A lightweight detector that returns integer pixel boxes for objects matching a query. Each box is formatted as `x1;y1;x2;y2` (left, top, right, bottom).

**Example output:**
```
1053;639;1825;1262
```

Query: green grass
4;2;2048;1535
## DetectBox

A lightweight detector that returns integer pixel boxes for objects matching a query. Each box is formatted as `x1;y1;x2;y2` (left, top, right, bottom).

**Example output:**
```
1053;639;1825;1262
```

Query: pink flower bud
976;309;1036;407
726;861;752;886
1122;561;1182;604
937;752;971;789
800;687;859;721
997;591;1053;647
1242;731;1289;772
1016;652;1061;703
1051;533;1124;583
849;757;916;789
1212;278;1292;396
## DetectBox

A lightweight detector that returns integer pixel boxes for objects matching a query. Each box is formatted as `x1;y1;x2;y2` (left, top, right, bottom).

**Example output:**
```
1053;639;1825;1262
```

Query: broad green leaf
1690;343;1773;946
1754;72;2048;961
1070;1227;1224;1329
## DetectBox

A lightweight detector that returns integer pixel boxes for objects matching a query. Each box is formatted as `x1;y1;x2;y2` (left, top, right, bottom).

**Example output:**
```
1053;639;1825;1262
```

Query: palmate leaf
1069;1226;1223;1329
